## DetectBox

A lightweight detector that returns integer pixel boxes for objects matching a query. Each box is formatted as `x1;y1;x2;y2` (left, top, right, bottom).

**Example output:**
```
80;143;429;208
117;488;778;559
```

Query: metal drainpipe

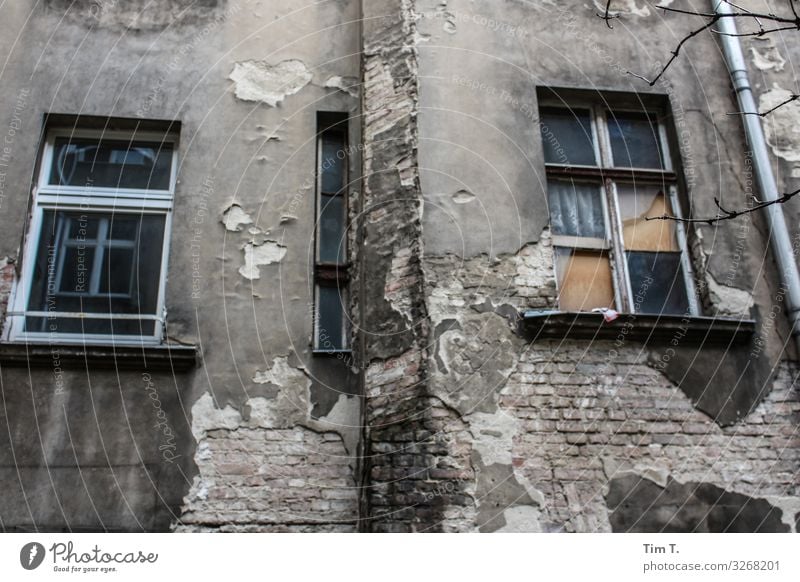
712;0;800;338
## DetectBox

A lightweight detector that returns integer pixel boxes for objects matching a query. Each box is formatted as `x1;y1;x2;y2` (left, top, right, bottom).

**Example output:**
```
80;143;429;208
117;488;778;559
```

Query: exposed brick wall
176;425;358;532
357;0;474;532
0;257;15;323
502;342;800;532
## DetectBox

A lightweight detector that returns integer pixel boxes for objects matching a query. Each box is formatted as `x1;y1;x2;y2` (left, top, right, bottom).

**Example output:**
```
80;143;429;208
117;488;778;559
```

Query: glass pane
540;108;596;166
627;251;690;315
25;211;166;336
555;247;615;311
100;248;135;295
608;113;664;169
320;132;346;194
49;138;173;190
66;214;100;239
319;194;346;264
108;216;140;241
58;247;95;293
316;284;346;350
547;180;605;238
617;184;678;251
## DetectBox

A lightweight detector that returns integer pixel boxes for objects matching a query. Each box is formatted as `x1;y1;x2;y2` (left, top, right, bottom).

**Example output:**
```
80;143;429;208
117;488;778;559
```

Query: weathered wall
0;0;362;531
352;0;800;532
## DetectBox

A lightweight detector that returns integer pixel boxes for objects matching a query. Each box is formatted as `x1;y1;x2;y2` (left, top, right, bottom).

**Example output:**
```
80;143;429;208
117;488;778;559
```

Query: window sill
520;311;755;346
0;342;199;371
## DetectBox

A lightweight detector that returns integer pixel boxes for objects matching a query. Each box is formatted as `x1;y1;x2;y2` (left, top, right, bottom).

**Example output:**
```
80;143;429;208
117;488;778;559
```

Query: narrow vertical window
314;113;350;351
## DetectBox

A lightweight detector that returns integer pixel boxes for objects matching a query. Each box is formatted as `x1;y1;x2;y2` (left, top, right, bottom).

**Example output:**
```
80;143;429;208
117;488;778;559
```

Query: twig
597;0;619;28
646;187;800;225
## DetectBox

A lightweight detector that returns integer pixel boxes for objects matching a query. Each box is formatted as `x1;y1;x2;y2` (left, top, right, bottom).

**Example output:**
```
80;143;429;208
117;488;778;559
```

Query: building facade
0;0;798;532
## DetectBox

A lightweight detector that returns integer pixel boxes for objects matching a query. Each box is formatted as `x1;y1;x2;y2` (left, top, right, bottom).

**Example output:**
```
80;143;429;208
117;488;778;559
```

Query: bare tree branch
728;92;800;117
646;187;800;225
597;0;620;28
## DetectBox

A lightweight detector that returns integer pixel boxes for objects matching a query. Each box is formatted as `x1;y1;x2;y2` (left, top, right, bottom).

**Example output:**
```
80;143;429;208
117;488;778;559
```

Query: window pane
555;247;615;311
49;138;173;190
540;108;596;166
316;284;346;350
58;247;95;294
108;216;140;241
547;179;605;238
25;211;166;336
608;113;664;169
617;184;678;251
319;194;346;264
100;248;135;295
66;214;100;239
627;252;690;315
320;133;346;194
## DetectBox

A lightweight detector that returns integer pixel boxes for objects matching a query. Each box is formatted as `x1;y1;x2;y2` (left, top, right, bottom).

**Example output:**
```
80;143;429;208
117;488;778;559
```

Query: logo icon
20;542;45;570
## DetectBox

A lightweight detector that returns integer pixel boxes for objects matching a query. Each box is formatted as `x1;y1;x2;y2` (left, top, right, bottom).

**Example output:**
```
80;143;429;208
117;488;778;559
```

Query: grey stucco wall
0;0;362;531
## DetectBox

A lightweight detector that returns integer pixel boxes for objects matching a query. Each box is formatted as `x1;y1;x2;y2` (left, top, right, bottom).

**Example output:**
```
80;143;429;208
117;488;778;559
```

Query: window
5;127;177;344
313;113;350;352
538;91;698;316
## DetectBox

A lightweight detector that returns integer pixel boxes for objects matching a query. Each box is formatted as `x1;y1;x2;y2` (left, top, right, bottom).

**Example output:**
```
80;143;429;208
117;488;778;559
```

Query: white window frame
3;128;178;346
541;99;699;315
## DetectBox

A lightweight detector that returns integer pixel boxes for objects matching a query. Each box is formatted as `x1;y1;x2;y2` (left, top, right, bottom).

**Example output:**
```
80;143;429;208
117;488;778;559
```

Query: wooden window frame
540;98;699;315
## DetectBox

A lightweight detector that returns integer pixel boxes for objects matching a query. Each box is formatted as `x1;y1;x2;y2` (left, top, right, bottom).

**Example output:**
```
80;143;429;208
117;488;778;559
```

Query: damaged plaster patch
706;272;754;316
323;76;360;98
229;60;312;107
749;42;785;72
307;394;360;460
239;241;287;280
253;356;308;390
451;189;475;204
495;506;543;532
591;0;652;18
222;204;254;232
759;85;800;162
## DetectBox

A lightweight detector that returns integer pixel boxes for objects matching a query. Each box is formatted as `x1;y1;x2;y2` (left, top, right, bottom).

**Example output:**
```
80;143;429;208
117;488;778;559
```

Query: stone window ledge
520;311;755;346
0;342;199;372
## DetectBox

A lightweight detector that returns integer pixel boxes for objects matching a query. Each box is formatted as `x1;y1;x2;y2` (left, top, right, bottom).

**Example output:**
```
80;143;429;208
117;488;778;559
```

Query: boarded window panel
627;251;690;314
617;184;678;251
547;180;605;238
555;248;615;311
608;113;664;169
540;108;596;166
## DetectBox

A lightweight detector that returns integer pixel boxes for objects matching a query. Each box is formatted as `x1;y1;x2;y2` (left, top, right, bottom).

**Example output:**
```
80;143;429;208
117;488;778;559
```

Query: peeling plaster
239;240;287;280
495;505;543;532
307;394;360;459
749;43;785;72
451;189;475;204
706;272;754;316
323;75;360;98
222;204;254;232
760;85;800;162
601;457;670;489
229;59;312;107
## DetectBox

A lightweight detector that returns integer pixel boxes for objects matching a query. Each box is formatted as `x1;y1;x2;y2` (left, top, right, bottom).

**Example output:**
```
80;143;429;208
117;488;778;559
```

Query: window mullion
90;217;109;296
669;184;700;315
605;179;634;312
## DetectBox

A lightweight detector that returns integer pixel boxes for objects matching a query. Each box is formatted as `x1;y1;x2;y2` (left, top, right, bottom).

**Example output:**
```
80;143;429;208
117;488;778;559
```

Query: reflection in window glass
49;138;173;189
540;108;596;166
608;113;663;169
627;252;689;314
320;133;346;194
547;180;605;239
316;284;347;350
319;194;346;264
25;211;166;335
